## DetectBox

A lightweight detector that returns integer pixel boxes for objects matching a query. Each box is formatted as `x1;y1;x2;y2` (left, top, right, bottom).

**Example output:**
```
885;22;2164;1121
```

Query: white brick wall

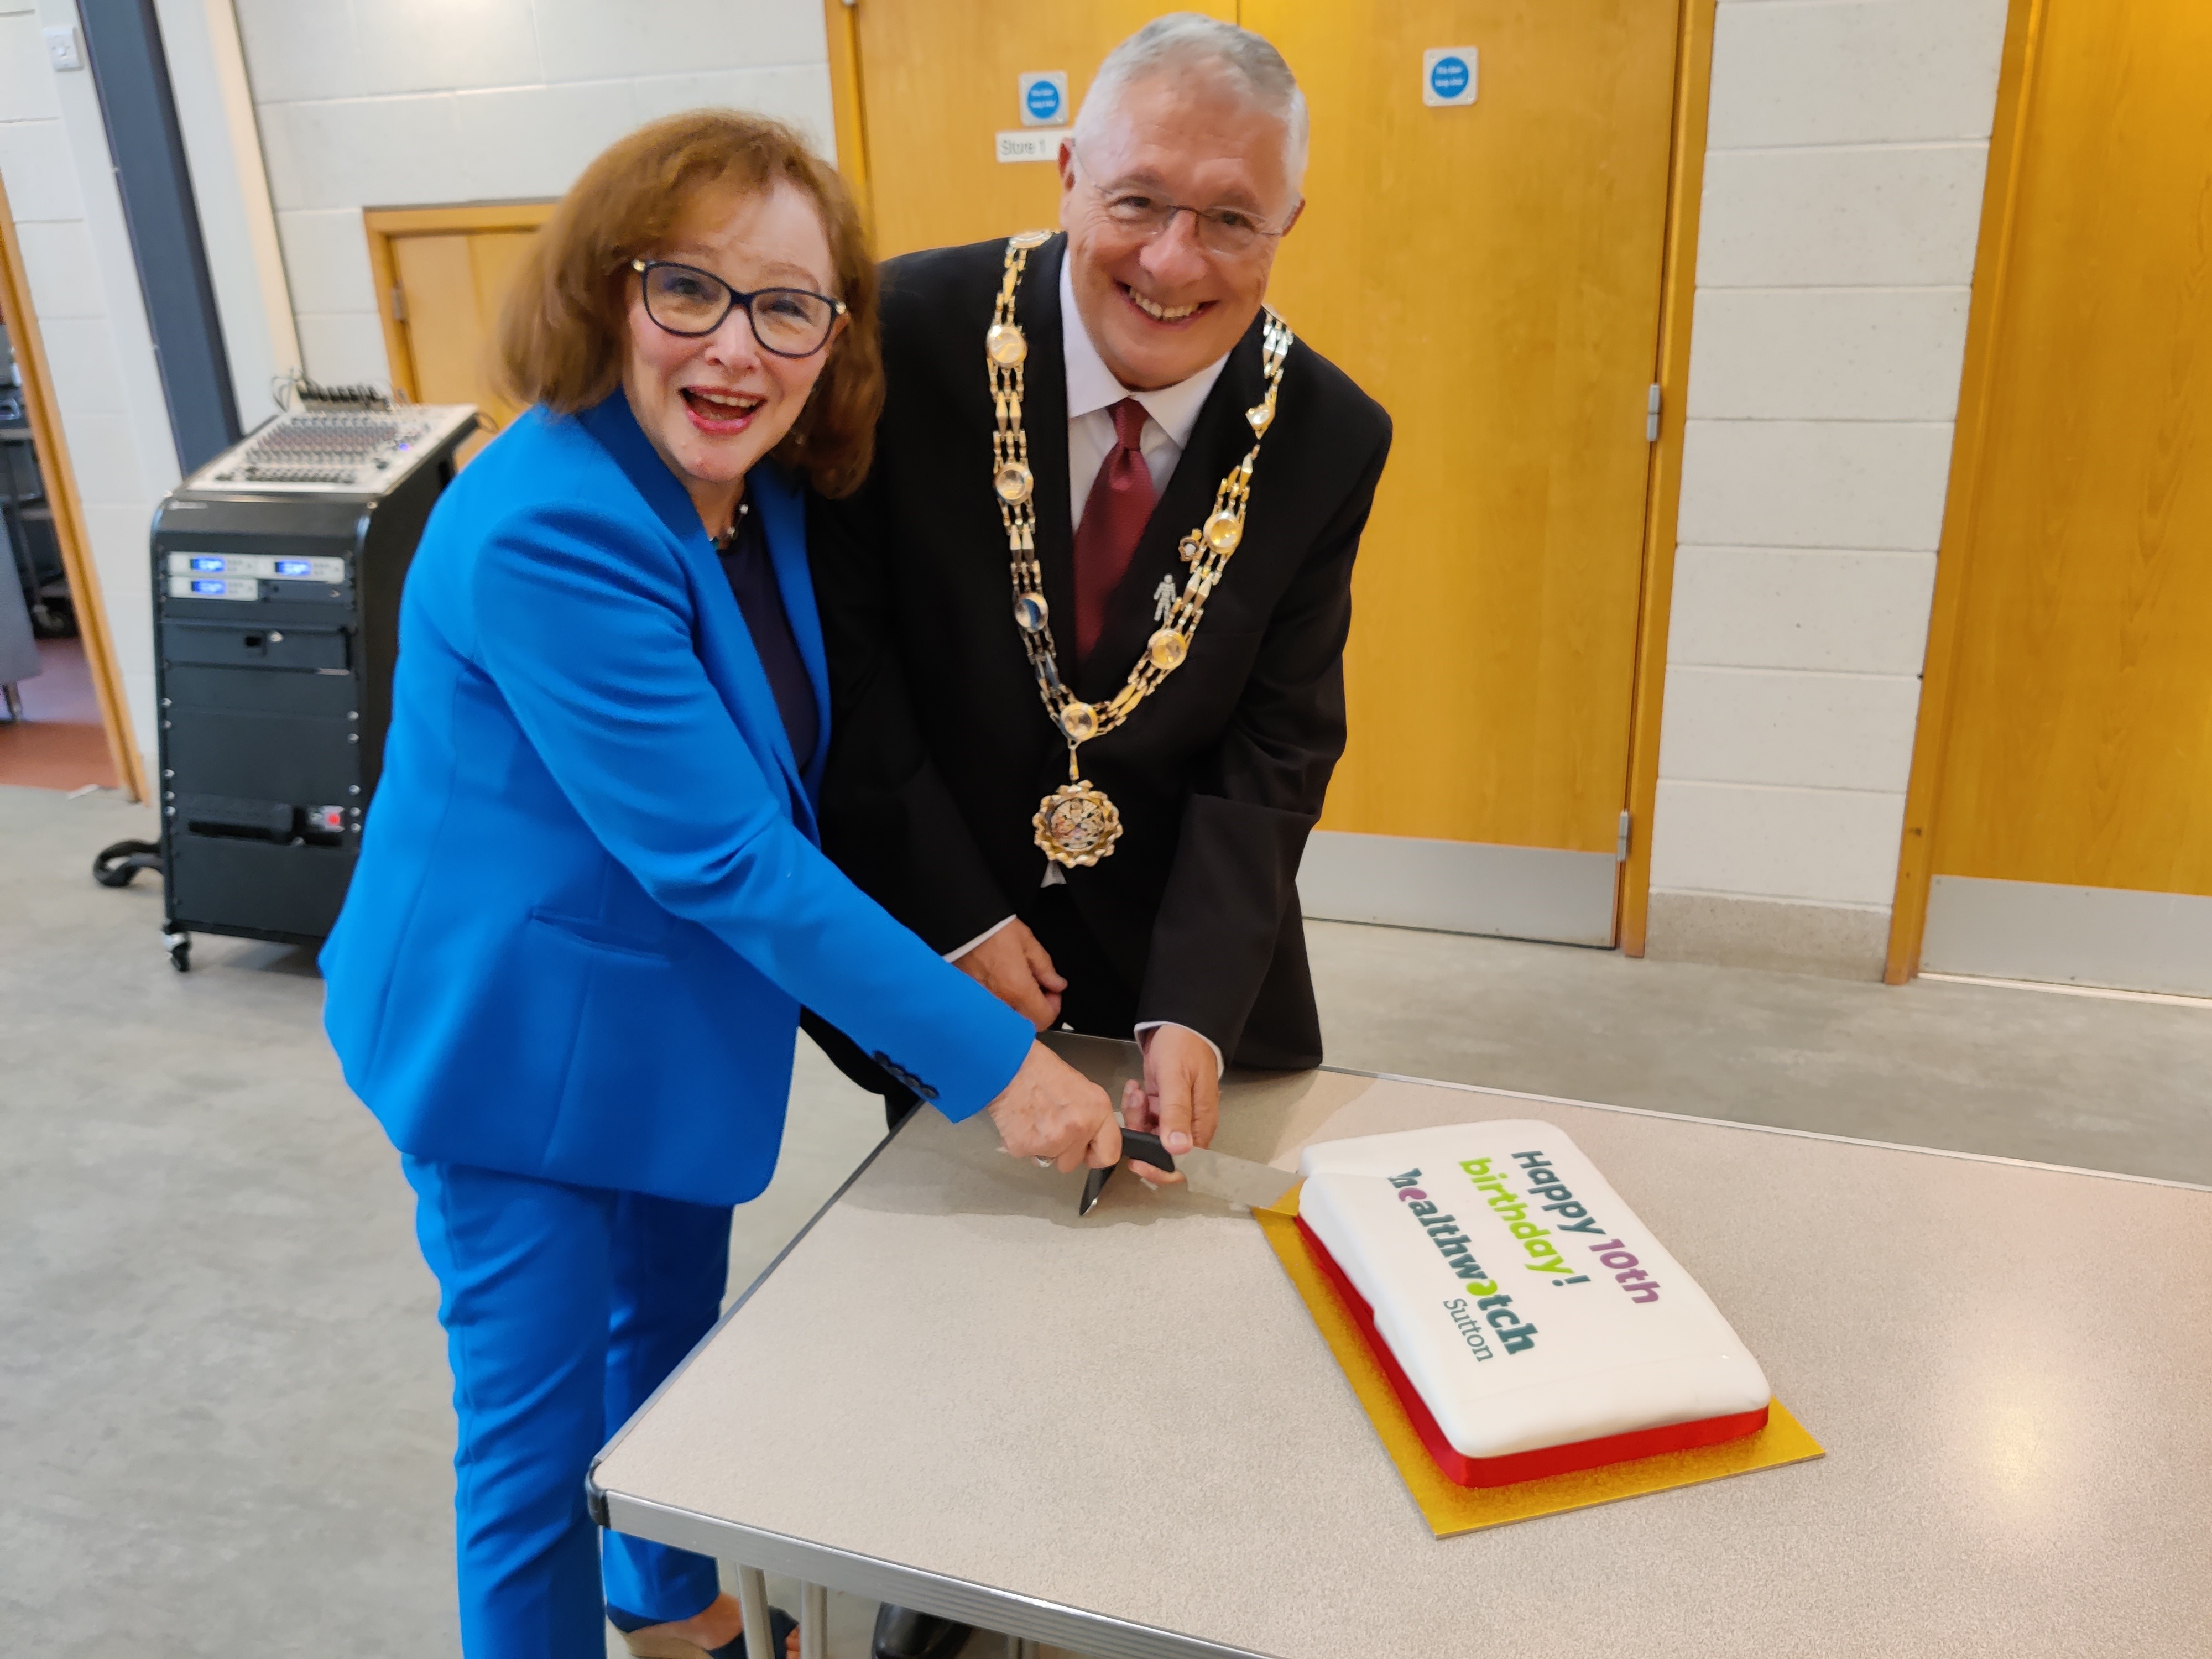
232;0;838;385
0;0;189;771
1648;0;2011;946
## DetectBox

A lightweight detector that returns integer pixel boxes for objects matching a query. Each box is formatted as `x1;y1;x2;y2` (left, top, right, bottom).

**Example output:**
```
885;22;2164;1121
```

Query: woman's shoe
608;1601;799;1658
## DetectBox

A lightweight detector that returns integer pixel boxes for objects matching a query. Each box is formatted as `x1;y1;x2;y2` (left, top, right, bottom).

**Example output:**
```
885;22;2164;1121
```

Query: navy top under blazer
320;394;1032;1207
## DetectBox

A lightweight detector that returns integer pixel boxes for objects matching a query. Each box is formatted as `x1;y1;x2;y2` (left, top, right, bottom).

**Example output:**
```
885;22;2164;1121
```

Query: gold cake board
1255;1187;1824;1538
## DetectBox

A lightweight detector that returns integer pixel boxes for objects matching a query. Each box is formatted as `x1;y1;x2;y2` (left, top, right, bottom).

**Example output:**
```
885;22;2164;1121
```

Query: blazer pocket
526;907;672;961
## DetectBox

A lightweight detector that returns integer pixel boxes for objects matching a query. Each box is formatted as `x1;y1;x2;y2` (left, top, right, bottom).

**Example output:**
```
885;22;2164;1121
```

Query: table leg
737;1563;774;1659
800;1581;827;1659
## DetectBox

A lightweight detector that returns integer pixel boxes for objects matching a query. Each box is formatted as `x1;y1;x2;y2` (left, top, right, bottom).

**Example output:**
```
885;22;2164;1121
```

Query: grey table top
592;1038;2212;1658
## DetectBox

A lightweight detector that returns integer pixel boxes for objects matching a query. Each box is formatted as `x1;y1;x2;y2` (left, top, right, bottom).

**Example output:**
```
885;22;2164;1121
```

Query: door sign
1422;48;1479;108
996;129;1064;164
1018;71;1069;127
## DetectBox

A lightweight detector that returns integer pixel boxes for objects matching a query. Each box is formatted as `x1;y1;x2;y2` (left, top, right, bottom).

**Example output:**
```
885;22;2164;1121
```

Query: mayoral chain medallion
986;231;1293;867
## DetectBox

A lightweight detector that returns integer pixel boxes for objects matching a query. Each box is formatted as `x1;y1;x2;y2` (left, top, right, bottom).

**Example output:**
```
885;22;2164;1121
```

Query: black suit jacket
808;234;1390;1069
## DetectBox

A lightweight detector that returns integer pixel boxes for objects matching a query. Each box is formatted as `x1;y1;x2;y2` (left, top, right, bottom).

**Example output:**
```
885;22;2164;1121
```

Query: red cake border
1293;1214;1768;1488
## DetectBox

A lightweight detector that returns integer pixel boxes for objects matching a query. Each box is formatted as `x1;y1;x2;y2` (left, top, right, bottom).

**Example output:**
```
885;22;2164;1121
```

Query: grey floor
4;783;2207;1658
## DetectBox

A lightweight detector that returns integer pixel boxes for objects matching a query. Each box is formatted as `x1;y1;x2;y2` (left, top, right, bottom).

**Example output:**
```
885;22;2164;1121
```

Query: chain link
989;234;1292;782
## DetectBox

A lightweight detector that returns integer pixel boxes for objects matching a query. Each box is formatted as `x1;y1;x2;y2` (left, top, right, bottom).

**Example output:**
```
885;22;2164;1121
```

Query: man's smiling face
1058;64;1302;392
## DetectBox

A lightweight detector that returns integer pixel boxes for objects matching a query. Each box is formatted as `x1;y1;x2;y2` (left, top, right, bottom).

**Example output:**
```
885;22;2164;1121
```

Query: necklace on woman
711;499;750;554
985;231;1292;868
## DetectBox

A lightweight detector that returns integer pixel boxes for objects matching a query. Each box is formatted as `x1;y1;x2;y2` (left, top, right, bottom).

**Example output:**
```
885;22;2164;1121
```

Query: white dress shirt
945;261;1232;1077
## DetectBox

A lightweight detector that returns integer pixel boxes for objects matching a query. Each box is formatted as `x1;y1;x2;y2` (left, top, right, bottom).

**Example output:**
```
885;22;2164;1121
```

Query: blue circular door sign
1025;79;1062;121
1430;55;1470;101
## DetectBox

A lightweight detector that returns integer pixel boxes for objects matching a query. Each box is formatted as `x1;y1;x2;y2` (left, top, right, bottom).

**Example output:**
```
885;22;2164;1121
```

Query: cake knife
1078;1128;1299;1216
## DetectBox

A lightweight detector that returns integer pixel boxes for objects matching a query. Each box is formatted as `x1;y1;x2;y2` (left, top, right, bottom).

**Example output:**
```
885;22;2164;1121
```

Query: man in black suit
811;15;1389;1655
813;8;1390;1165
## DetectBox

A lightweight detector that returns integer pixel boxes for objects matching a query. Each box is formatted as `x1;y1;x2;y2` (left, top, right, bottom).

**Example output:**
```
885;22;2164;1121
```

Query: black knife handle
1120;1128;1176;1172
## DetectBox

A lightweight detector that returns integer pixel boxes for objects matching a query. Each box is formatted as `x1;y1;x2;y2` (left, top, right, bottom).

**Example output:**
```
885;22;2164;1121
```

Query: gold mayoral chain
987;231;1292;868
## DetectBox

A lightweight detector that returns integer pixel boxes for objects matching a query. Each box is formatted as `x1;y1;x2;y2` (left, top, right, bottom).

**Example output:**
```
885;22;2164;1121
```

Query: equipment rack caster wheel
165;932;191;973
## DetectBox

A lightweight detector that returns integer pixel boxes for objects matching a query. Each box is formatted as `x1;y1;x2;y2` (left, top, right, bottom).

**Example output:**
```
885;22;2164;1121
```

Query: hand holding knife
1079;1123;1299;1215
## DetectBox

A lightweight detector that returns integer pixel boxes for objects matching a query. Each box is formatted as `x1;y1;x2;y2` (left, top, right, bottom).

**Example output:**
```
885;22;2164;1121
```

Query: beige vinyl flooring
3;782;2208;1658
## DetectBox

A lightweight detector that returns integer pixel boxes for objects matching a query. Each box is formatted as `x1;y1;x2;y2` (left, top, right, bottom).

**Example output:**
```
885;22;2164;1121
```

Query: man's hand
987;1042;1119;1172
1122;1024;1221;1185
954;920;1066;1030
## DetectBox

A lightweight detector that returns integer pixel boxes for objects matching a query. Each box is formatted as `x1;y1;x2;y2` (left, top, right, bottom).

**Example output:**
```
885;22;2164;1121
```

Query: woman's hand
954;920;1066;1030
987;1042;1119;1172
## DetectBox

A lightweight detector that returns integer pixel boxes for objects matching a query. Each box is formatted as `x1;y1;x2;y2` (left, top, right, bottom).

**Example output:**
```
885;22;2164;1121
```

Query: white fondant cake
1296;1120;1770;1470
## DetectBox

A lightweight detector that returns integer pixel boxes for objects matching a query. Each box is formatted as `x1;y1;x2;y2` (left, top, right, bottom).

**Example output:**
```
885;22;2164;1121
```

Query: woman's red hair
497;110;881;497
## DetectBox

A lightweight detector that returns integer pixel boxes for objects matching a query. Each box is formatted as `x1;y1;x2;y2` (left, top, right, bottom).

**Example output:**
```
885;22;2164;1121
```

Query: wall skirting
1645;890;1887;979
1921;876;2212;998
1297;831;1618;947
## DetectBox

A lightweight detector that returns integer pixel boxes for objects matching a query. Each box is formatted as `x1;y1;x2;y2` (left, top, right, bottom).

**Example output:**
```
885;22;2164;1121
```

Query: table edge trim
597;1490;1276;1659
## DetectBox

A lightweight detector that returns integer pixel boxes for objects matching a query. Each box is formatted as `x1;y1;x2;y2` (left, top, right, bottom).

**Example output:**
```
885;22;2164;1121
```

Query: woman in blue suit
320;113;1118;1659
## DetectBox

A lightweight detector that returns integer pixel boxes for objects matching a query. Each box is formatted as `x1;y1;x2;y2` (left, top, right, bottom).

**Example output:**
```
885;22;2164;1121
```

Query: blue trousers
403;1156;732;1659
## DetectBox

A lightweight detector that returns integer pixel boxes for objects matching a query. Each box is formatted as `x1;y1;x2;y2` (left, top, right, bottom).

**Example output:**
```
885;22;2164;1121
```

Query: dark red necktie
1072;398;1156;660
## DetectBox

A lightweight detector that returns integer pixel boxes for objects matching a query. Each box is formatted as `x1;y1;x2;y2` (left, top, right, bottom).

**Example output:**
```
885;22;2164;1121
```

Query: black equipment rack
148;399;476;970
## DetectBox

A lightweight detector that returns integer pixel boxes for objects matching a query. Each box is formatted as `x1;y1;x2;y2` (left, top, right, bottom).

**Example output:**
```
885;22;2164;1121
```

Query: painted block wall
1645;0;2011;977
0;0;190;771
229;0;838;388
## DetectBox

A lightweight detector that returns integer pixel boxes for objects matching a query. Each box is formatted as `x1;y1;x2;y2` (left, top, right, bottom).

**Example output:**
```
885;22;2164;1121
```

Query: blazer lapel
750;465;830;817
1021;237;1080;686
1076;309;1269;703
575;394;811;828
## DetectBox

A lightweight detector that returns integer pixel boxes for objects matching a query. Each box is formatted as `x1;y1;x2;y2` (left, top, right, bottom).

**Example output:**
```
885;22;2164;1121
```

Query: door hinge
389;285;408;324
1616;810;1632;863
1645;383;1661;443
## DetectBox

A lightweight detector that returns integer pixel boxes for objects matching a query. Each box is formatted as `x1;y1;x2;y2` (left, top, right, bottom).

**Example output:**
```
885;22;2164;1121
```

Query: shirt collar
1059;253;1229;448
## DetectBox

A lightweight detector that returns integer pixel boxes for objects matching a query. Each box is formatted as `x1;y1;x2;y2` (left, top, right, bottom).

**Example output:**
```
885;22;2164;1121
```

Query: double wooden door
1906;0;2212;994
841;1;1683;942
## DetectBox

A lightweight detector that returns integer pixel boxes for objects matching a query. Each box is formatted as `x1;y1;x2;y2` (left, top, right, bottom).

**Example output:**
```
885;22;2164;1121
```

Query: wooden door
1243;1;1678;863
1907;0;2212;988
840;2;1682;941
366;204;552;464
850;0;1235;259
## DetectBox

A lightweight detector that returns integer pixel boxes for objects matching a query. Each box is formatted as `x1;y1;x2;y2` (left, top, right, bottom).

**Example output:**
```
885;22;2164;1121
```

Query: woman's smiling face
621;179;844;524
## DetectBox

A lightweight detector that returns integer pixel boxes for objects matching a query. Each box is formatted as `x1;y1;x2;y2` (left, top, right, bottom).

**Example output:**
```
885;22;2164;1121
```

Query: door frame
821;0;1720;953
0;166;149;801
362;201;555;402
1618;0;1719;955
824;0;874;235
1880;0;2044;985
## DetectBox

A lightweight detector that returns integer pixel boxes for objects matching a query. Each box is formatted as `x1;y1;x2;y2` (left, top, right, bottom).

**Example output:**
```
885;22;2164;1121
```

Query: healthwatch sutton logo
1386;1168;1537;1357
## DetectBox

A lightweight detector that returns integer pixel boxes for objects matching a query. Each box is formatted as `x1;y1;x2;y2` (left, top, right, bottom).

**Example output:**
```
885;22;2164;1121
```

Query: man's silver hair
1074;13;1309;196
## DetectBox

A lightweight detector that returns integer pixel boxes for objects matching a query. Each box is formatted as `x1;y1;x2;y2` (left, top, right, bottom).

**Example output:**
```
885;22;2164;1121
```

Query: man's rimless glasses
1070;149;1295;257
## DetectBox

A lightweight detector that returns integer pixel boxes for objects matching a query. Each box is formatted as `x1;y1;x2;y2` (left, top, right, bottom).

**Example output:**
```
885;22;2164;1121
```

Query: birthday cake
1294;1121;1770;1487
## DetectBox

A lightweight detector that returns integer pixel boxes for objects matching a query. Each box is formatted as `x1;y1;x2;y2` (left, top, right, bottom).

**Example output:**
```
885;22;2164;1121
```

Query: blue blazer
320;395;1032;1206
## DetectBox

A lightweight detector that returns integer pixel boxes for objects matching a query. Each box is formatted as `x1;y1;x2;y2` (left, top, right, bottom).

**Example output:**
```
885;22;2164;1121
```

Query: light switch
45;25;84;71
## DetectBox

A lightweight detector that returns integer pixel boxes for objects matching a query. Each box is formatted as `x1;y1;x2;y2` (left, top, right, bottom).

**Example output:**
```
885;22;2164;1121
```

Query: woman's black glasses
630;259;846;358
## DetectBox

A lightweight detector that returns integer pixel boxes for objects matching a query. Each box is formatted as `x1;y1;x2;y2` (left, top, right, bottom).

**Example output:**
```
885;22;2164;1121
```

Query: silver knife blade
1168;1145;1300;1211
